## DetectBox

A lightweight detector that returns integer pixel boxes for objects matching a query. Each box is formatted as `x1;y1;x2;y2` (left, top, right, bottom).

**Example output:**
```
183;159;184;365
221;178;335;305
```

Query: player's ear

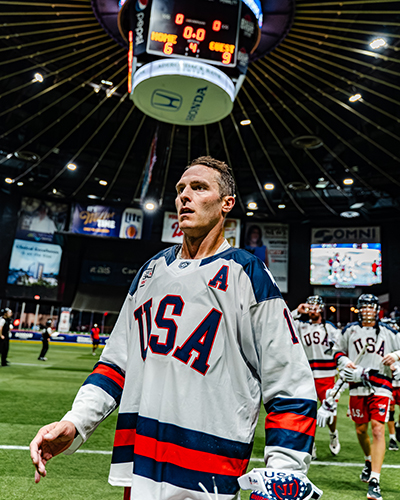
221;195;235;214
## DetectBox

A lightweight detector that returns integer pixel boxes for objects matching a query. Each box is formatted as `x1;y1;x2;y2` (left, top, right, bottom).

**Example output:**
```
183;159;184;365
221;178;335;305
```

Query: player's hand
317;397;337;427
343;366;373;389
238;468;323;500
382;353;398;365
345;361;356;370
297;304;310;315
391;361;400;380
30;421;76;483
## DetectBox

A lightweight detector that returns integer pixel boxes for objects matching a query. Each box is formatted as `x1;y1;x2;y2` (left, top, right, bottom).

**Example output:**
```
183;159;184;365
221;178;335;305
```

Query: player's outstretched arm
30;420;76;483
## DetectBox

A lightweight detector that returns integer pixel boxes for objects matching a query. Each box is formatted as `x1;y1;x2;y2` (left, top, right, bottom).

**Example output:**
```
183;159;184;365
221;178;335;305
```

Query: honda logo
151;90;182;111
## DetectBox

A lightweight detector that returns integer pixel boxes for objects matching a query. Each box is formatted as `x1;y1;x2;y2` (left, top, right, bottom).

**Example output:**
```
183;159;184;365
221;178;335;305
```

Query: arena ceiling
1;0;400;223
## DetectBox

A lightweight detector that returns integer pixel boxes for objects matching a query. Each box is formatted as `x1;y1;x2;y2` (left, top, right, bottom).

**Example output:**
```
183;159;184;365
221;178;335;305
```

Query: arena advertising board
16;197;68;243
310;226;381;287
70;203;143;239
7;240;62;289
161;211;241;247
244;223;289;293
80;260;139;286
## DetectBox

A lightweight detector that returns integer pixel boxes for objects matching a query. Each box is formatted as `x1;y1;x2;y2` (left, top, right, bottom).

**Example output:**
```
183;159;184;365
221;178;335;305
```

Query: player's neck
362;321;376;328
180;227;226;260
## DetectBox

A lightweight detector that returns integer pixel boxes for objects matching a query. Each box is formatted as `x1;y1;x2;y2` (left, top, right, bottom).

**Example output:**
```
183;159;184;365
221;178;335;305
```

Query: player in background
0;308;13;366
334;293;400;500
386;378;400;451
292;296;341;458
30;156;321;500
38;319;53;361
90;323;100;356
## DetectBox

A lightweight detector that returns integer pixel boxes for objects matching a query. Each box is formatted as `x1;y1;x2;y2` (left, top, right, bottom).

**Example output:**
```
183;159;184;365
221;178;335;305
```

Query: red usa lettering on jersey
134;294;222;375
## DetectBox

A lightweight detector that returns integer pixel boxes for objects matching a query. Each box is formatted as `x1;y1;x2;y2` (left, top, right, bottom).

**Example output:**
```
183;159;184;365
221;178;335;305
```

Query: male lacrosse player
333;294;400;500
292;296;341;458
30;156;321;500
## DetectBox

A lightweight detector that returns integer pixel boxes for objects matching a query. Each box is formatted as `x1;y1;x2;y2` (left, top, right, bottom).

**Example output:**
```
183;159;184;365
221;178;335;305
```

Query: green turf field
1;342;400;500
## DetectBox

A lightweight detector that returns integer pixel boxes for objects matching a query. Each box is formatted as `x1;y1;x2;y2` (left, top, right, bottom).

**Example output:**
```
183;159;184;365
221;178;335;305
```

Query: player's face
307;303;321;320
175;165;233;238
360;304;377;325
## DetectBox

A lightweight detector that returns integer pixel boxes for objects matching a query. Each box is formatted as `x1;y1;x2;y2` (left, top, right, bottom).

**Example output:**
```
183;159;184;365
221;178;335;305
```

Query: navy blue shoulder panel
200;247;282;303
341;321;360;335
379;321;398;335
128;246;178;296
326;320;338;329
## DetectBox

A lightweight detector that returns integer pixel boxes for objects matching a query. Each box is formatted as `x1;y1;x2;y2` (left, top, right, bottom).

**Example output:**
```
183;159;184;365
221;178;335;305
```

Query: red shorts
124;487;130;500
314;376;335;402
349;395;391;424
391;387;400;406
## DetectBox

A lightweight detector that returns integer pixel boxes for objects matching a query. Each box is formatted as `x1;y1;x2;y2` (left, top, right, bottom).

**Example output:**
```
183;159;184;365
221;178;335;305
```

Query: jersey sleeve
333;327;351;370
249;298;317;474
62;294;131;447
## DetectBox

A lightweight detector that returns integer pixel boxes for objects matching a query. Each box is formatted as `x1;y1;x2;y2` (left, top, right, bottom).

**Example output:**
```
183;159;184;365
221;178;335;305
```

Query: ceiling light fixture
343;178;354;185
340;210;360;218
67;163;77;171
88;194;99;199
99;180;108;186
52;188;57;194
349;93;362;102
240;119;251;126
145;201;156;211
350;202;364;209
278;204;286;209
315;178;329;189
246;211;254;216
247;202;258;210
369;38;387;49
17;181;24;186
5;178;13;184
101;79;113;86
264;183;274;191
33;72;44;83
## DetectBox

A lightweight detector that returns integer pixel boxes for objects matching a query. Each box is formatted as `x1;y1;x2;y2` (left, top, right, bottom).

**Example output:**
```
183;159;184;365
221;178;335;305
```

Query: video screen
310;243;382;287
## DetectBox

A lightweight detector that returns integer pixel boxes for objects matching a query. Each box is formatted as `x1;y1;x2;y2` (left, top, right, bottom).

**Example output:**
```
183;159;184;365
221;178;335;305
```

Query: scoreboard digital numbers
146;0;241;67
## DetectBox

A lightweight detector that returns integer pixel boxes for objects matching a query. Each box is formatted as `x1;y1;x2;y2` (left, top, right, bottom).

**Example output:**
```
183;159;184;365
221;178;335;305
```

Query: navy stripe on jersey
265;428;314;455
82;362;124;404
200;247;282;303
350;371;392;392
136;415;252;458
264;397;316;455
134;456;240;495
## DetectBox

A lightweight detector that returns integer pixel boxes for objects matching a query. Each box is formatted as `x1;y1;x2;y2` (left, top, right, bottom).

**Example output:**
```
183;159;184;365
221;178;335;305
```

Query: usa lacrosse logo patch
249;475;309;500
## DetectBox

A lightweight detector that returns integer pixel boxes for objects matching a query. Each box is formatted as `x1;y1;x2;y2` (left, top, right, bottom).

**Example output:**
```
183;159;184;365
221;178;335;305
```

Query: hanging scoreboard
146;0;241;67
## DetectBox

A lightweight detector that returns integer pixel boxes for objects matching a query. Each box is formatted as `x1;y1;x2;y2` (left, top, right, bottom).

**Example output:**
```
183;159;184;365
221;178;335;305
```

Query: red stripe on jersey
265;412;316;437
114;429;136;447
92;364;125;389
310;361;336;369
369;374;392;389
134;434;248;476
334;352;346;362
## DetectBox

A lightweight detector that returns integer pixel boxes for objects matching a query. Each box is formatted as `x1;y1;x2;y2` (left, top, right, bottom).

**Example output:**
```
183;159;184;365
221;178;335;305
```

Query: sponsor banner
10;330;107;345
244;223;289;293
7;240;62;289
311;226;380;244
161;212;184;244
161;213;240;247
223;218;241;248
80;260;139;286
58;307;71;333
16;197;68;243
119;207;143;239
70;203;143;239
140;129;158;204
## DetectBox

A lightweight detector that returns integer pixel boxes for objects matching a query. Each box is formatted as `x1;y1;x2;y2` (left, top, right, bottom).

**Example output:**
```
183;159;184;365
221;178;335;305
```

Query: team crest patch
178;261;191;269
249;475;308;500
139;267;154;287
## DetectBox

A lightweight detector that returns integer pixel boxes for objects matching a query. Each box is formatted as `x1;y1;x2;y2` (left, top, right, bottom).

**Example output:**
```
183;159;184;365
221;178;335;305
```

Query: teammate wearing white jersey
30;156;320;500
334;294;400;500
292;296;340;458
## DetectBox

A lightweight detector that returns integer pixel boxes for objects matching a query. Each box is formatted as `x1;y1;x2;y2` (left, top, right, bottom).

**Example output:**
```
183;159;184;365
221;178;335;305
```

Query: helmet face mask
357;294;380;325
306;295;324;315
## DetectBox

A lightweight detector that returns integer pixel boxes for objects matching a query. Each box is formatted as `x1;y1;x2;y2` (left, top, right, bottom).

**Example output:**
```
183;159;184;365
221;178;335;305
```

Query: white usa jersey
334;321;400;398
292;312;339;379
63;243;317;500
